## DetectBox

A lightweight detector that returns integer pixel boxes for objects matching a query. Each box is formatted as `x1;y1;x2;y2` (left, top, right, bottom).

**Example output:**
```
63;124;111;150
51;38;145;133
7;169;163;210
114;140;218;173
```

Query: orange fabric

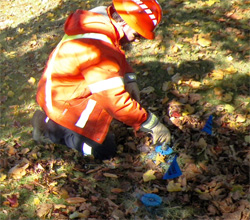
37;9;148;144
113;0;162;39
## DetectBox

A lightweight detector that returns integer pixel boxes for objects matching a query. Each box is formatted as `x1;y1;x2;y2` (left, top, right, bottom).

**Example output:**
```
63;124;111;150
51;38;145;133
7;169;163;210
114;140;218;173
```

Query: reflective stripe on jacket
36;9;148;143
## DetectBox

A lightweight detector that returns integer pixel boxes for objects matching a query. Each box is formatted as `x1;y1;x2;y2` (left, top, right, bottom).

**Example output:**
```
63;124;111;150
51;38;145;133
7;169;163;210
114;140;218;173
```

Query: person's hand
151;122;171;144
125;82;140;102
124;73;140;102
140;112;171;145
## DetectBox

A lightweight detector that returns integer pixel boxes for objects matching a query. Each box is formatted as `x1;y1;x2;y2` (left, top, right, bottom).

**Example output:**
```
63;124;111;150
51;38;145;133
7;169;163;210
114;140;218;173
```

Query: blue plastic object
202;115;213;135
163;155;182;180
155;144;173;156
140;193;162;207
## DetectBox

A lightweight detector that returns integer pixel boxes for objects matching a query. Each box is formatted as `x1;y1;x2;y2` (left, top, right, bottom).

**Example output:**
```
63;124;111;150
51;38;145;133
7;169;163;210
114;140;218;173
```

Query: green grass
0;0;249;219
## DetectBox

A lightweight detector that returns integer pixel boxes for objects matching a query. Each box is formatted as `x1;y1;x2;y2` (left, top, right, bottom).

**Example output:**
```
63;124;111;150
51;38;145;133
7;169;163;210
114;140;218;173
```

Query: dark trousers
45;119;117;160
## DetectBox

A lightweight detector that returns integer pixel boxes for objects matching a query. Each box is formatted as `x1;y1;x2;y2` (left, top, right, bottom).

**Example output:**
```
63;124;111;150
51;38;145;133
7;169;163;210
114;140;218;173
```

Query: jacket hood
64;9;123;43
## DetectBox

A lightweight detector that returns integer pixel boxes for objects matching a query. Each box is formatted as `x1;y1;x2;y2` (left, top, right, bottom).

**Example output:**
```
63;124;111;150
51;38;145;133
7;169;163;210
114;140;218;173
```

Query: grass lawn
0;0;249;219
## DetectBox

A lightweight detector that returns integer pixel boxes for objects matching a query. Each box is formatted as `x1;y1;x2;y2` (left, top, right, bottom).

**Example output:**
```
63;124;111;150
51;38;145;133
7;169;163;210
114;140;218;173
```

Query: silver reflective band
82;143;92;156
75;99;96;128
124;73;137;84
62;33;112;44
141;112;159;130
88;77;124;93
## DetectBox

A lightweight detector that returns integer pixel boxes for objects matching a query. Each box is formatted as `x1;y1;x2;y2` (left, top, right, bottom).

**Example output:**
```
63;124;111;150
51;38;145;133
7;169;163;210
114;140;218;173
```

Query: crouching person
32;0;171;160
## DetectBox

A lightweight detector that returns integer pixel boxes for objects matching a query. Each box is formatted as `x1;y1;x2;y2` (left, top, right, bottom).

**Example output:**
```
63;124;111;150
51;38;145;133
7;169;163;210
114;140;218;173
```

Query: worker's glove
124;73;140;102
140;112;171;145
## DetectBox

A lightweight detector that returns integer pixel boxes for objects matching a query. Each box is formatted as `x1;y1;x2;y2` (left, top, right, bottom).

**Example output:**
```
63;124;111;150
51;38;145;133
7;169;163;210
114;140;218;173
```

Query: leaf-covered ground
0;0;249;219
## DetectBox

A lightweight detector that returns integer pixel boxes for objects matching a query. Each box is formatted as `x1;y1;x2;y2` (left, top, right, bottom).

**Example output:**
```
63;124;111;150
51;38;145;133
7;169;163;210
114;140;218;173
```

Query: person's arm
124;73;140;102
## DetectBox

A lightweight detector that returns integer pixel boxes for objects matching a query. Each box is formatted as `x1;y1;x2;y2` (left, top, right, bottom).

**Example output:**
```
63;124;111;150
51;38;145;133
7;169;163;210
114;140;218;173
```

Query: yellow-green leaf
143;169;156;182
167;181;182;192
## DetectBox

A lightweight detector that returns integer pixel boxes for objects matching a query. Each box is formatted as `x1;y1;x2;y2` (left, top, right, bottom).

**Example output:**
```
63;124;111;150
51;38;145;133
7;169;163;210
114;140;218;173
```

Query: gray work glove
140;112;171;145
124;73;140;102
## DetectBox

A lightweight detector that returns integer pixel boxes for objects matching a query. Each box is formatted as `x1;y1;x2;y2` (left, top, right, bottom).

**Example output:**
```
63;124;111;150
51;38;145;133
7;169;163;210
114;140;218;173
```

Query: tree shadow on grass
160;0;250;61
0;0;249;218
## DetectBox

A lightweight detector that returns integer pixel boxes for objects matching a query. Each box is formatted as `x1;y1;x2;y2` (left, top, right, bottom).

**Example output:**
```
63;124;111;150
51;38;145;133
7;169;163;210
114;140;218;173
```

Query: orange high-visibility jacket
37;7;148;144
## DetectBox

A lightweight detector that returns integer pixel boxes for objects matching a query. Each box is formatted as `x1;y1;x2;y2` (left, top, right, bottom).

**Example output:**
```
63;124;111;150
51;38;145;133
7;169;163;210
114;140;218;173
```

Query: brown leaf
207;204;219;215
8;162;29;179
111;209;125;219
37;204;53;218
125;142;136;151
214;87;224;97
221;93;233;102
188;93;201;104
7;146;17;156
0;95;8;104
198;137;207;148
183;163;202;180
111;188;124;193
66;197;86;204
103;173;119;178
78;210;91;218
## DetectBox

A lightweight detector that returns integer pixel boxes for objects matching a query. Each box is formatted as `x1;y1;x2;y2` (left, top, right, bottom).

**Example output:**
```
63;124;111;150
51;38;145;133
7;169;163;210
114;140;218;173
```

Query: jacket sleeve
93;85;148;131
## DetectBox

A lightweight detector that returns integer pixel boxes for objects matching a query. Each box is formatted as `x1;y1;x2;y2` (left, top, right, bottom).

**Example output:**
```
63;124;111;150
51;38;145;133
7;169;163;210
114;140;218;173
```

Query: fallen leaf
78;210;90;218
183;104;195;115
37;204;53;218
52;172;67;180
224;104;235;113
54;204;66;209
28;77;36;85
111;188;124;193
198;138;207;148
235;114;246;123
58;188;69;199
155;154;166;165
167;66;175;75
205;0;220;6
20;148;30;155
214;87;224;96
103;173;119;178
221;93;233;102
171;73;182;84
33;197;40;206
162;96;170;104
198;36;212;47
0;174;7;181
188;93;202;104
7;91;14;97
211;69;224;80
143;169;156;182
224;65;238;74
189;81;202;89
3;194;19;208
8;162;29;179
141;86;155;94
69;211;80;219
7;146;17;156
245;135;250;143
167;180;182;192
66;197;86;204
162;81;172;91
